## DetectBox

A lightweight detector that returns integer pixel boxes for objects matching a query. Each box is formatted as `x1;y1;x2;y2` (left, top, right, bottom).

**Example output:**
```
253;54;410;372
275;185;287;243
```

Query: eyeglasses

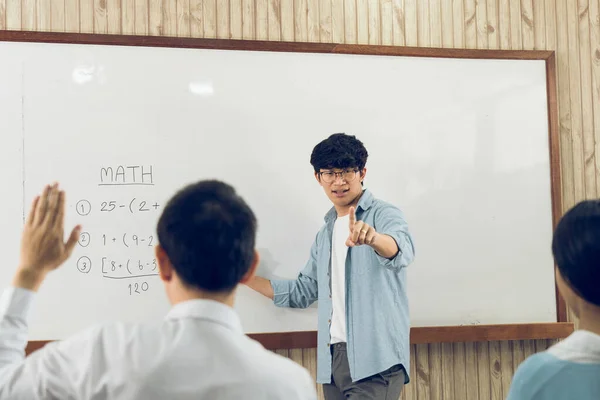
319;168;359;184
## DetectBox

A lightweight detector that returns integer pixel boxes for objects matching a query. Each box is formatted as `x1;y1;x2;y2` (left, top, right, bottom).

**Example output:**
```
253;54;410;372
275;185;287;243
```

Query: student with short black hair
246;133;415;399
507;200;600;400
0;181;316;399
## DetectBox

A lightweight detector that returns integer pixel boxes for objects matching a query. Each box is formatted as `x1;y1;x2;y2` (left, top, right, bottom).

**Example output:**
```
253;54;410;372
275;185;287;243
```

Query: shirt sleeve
270;233;319;309
0;286;106;399
373;205;415;271
0;287;36;371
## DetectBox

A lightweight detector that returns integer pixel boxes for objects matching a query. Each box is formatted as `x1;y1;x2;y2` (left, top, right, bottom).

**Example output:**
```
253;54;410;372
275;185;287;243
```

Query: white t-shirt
330;214;350;344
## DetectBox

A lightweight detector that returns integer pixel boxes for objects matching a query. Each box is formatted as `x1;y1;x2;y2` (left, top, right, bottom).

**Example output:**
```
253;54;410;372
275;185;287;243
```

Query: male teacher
246;133;415;399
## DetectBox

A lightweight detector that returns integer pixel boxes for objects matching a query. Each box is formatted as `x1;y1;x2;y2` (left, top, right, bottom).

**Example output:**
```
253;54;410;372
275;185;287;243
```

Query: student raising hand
14;183;81;291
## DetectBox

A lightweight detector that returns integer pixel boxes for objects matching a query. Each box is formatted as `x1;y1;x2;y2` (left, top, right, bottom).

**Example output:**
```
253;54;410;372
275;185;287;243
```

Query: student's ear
155;244;174;283
360;168;367;182
240;250;260;284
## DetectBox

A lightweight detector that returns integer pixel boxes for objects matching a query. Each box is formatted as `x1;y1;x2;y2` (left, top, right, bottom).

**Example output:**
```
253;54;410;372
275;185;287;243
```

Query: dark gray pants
323;343;405;400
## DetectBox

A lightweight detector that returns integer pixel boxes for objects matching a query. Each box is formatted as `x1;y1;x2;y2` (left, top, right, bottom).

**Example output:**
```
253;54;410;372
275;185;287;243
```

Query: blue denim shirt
270;189;415;384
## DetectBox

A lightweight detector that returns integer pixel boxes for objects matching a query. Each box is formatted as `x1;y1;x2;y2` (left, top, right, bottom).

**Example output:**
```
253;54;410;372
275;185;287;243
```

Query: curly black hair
309;133;369;173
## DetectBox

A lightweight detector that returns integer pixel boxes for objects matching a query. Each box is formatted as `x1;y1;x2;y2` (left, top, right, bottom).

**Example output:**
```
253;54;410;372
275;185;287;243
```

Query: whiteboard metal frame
0;30;571;350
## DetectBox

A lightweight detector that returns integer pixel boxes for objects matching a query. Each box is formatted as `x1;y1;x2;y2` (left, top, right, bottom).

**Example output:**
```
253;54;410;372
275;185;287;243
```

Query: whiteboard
0;40;557;340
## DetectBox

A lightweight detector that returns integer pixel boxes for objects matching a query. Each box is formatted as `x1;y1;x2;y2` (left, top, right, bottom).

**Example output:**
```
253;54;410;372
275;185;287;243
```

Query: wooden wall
1;0;591;398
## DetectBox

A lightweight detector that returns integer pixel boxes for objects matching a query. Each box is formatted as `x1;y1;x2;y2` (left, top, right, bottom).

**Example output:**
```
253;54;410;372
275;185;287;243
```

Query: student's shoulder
264;352;316;398
507;352;566;399
245;340;316;397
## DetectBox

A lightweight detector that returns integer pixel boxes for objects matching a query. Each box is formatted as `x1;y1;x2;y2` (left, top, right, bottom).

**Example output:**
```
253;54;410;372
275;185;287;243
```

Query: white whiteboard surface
0;41;557;340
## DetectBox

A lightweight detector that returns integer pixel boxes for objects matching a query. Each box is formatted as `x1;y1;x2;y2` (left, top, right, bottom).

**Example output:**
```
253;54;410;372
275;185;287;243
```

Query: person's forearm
371;234;399;259
245;276;274;300
12;269;46;292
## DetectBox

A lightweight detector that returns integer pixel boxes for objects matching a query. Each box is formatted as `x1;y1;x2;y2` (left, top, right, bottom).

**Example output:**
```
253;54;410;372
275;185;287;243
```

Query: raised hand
15;183;81;290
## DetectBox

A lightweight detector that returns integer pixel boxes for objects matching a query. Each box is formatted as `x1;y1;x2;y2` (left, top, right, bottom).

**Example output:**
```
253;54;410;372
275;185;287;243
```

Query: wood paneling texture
2;0;589;398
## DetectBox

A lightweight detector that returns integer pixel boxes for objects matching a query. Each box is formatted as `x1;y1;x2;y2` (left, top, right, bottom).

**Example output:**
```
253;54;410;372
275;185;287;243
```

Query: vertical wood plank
566;0;586;202
134;0;148;34
402;345;417;400
356;0;368;44
521;0;534;49
367;0;379;44
229;0;241;38
464;0;476;49
331;0;344;42
414;344;430;400
37;0;52;31
500;341;514;399
498;0;510;48
0;0;5;30
509;0;522;48
441;343;455;399
22;0;37;30
404;0;416;46
429;0;441;47
177;0;191;36
122;0;136;34
489;341;503;400
381;0;392;45
148;0;162;35
280;0;294;40
451;342;467;400
477;342;491;400
307;0;319;41
588;0;600;199
164;0;178;35
523;339;536;358
319;0;332;42
344;0;356;43
533;0;545;49
241;0;253;39
486;0;499;48
107;0;121;33
512;339;526;371
392;0;405;46
190;0;203;36
216;0;229;38
475;0;488;48
440;0;453;48
451;0;463;48
415;0;428;46
6;0;20;30
268;0;281;40
257;0;268;40
578;0;599;198
94;0;107;33
428;343;443;400
556;0;576;209
465;342;480;400
295;0;308;42
203;0;217;37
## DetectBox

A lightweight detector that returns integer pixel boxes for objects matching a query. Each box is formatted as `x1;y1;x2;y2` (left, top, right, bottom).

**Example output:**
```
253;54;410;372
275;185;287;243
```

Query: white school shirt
330;214;349;344
0;287;317;400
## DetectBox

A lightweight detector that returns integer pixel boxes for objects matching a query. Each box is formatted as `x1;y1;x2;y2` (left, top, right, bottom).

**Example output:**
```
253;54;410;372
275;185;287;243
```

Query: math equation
74;165;160;294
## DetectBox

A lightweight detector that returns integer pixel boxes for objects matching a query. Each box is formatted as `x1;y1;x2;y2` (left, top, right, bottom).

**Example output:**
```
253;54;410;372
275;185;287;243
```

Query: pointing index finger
349;207;356;227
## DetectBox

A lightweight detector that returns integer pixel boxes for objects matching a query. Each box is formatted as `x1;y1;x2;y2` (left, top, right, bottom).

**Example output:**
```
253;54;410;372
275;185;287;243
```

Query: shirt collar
548;330;600;363
166;299;243;333
325;189;375;222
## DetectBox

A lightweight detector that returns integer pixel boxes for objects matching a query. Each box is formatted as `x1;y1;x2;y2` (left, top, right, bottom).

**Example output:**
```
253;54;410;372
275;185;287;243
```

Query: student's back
507;199;600;400
0;181;316;399
10;299;314;399
507;331;600;400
